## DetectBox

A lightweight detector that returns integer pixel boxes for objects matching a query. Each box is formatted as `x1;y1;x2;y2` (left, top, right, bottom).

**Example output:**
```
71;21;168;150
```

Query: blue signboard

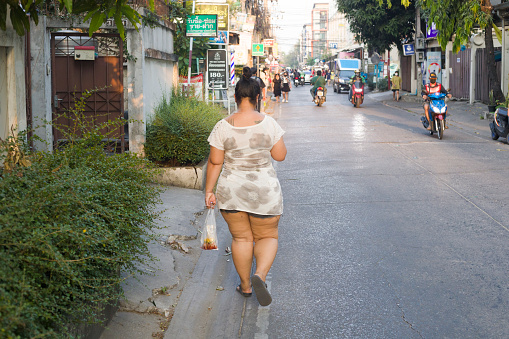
426;22;438;39
403;43;415;56
329;42;338;49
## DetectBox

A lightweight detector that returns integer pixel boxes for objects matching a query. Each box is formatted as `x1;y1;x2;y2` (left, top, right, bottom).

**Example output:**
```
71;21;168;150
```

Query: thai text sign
186;15;217;37
190;3;229;44
207;49;228;89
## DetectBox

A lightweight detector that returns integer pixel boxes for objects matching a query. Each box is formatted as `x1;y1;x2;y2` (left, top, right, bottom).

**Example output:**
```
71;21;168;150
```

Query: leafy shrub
377;78;389;91
144;90;226;166
0;92;161;338
367;76;376;91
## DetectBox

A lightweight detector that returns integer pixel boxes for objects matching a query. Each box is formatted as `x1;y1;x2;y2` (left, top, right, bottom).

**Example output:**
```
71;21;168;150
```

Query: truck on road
333;59;361;94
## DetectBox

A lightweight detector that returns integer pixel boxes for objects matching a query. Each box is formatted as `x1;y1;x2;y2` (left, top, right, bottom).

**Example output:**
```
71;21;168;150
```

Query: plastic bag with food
201;207;218;250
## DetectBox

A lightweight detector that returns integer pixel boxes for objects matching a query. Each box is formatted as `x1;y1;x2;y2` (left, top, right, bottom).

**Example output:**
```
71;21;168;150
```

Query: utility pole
416;5;422;94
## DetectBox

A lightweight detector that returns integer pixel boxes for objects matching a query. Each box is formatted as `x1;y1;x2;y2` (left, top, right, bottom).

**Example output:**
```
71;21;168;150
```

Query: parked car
303;70;312;84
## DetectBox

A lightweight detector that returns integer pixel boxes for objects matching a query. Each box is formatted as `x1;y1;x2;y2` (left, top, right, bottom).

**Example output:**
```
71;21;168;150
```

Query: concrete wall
127;12;176;154
0;19;26;143
30;17;53;151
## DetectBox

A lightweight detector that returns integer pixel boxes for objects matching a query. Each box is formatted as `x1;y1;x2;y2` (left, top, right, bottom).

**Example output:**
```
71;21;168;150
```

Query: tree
283;43;300;69
336;0;415;53
0;0;154;39
421;0;504;101
379;0;505;101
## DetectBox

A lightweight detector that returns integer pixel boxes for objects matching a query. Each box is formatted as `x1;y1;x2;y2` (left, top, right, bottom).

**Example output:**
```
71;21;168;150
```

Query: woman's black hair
235;66;259;106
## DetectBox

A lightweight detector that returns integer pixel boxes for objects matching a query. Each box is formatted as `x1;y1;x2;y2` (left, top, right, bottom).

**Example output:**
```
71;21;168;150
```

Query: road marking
254;272;271;339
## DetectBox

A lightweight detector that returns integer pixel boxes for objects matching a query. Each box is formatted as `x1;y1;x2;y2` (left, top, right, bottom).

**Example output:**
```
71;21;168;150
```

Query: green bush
145;90;226;166
367;76;376;91
377;78;389;91
0;93;161;338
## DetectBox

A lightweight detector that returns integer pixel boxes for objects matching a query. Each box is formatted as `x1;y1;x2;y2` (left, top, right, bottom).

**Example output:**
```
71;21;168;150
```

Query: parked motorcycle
420;92;448;140
490;107;509;141
351;80;364;108
314;87;326;107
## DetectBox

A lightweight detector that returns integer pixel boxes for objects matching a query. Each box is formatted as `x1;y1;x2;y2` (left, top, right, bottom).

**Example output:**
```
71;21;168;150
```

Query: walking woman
273;73;282;103
205;66;287;306
281;72;291;103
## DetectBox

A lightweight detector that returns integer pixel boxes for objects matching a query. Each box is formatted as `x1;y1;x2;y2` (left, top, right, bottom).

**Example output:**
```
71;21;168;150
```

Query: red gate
51;32;124;152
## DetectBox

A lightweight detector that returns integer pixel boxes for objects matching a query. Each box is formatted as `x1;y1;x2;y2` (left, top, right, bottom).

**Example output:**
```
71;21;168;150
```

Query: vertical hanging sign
207;49;228;89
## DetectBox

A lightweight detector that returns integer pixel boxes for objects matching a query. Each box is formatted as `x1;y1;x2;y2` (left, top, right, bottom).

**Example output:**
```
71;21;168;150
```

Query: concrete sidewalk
100;186;206;339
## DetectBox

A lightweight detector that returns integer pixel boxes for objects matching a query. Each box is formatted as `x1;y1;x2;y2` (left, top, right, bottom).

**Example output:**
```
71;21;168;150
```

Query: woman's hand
205;192;216;209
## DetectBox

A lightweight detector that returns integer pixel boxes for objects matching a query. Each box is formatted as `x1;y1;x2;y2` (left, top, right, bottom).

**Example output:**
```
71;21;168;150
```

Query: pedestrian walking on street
205;66;287;307
282;72;291;103
273;73;282;103
391;71;402;101
260;67;269;111
250;67;265;112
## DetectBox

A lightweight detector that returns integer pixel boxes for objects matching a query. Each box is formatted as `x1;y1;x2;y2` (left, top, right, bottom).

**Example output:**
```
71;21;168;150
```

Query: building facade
311;3;329;59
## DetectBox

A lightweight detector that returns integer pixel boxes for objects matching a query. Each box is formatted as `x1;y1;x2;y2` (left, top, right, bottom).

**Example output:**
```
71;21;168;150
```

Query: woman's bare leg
221;211;253;293
250;215;280;281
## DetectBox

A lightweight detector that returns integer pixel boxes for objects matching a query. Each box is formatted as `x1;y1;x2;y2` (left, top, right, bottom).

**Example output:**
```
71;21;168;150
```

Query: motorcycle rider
310;70;326;101
349;69;365;102
293;69;300;85
422;72;452;130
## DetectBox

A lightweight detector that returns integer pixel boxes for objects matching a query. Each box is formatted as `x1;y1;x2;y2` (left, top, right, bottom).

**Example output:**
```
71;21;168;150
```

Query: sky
271;0;335;54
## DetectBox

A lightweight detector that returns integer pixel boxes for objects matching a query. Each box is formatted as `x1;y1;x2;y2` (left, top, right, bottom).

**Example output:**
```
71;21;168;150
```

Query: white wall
0;18;26;144
127;14;176;154
142;24;175;122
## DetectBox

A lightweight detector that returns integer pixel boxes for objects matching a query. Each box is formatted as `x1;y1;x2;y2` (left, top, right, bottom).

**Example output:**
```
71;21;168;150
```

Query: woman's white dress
207;115;285;215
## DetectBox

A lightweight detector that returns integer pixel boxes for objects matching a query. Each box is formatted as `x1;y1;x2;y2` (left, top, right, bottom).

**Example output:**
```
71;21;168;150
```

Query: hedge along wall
0;95;162;338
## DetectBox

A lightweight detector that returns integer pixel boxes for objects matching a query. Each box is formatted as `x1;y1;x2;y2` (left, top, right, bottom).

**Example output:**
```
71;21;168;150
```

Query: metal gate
449;49;471;100
51;32;124;152
400;55;412;92
475;47;501;103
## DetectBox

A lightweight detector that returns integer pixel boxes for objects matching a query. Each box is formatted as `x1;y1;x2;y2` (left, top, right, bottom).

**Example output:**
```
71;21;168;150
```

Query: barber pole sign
230;51;235;86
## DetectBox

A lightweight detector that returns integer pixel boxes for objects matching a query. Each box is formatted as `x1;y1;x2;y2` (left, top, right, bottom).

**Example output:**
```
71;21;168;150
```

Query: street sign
252;43;264;56
403;43;415;56
207;49;228;89
192;3;229;44
329;42;338;49
263;39;274;46
186;15;217;37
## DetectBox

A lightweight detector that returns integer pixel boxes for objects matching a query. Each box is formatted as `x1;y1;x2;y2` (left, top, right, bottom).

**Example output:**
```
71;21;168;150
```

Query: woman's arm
205;146;225;208
270;137;287;161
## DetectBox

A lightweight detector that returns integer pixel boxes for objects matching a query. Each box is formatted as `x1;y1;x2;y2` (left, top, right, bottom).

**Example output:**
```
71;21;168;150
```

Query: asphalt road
167;84;509;339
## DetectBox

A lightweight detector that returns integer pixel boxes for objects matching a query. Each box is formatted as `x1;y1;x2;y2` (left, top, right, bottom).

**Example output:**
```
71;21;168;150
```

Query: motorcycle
420;92;448;140
314;87;326;107
294;74;304;87
351;80;364;108
490;107;509;141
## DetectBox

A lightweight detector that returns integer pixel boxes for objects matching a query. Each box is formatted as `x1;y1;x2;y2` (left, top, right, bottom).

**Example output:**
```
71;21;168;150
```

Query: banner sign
179;74;203;83
426;22;439;39
207;49;228;89
426;51;442;84
263;39;274;47
192;3;229;44
186;15;217;37
252;43;264;57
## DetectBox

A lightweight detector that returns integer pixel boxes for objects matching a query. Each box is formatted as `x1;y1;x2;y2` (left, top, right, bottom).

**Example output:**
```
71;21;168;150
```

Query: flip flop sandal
251;275;272;306
236;285;252;297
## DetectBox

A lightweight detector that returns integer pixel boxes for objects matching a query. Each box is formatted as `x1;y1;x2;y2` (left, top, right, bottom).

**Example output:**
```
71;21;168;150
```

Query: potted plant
488;90;497;112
